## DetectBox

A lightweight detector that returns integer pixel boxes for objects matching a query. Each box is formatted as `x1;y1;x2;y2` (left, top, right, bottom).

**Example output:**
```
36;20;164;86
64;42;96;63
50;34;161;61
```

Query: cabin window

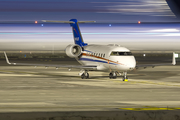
102;54;103;58
110;51;132;56
88;52;105;58
110;52;118;56
95;53;97;57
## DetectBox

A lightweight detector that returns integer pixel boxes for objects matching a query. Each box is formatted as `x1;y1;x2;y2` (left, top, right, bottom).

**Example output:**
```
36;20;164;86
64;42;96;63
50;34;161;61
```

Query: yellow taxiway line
119;107;180;111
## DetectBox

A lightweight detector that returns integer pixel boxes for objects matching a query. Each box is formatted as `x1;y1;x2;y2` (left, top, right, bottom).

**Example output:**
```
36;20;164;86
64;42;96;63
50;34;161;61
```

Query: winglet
4;51;11;64
172;52;176;65
4;51;16;65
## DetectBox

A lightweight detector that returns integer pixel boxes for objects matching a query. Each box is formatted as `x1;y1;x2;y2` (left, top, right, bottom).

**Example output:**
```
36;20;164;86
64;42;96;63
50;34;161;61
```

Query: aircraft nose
126;57;136;70
128;64;136;70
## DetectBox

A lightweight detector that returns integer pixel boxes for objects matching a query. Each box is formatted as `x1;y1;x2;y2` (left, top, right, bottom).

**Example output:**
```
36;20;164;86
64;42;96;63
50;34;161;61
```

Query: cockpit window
110;52;118;56
110;51;132;56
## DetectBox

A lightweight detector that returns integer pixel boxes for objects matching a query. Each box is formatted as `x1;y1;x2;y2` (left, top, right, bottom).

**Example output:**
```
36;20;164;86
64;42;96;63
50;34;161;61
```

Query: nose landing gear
109;71;128;81
122;71;128;81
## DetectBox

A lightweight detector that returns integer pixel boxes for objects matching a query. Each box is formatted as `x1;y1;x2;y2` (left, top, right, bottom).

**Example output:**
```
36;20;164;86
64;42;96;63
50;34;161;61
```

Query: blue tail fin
69;19;88;47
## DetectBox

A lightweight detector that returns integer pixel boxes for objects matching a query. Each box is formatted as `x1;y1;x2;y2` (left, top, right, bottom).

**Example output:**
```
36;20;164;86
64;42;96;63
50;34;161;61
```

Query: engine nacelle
65;44;82;58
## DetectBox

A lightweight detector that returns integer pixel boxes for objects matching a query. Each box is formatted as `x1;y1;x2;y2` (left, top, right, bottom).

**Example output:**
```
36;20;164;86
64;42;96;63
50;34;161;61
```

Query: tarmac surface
0;64;180;119
0;65;180;111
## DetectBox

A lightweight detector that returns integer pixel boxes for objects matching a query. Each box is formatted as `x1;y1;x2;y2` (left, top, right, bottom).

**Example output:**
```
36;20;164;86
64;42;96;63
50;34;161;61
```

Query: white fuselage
77;44;136;71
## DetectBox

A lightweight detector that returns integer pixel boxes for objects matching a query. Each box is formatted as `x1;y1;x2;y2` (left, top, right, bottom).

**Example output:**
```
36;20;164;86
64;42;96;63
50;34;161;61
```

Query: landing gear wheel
123;77;128;81
109;73;113;79
85;72;89;79
109;72;117;79
81;72;89;79
113;73;117;79
81;73;85;79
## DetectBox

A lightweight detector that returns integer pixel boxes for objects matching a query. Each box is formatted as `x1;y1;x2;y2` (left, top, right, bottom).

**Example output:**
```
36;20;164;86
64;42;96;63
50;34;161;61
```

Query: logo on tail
70;19;88;47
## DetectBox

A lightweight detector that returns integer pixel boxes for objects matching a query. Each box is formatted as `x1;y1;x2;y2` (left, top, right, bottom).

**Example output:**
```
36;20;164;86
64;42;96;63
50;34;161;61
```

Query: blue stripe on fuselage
79;58;118;65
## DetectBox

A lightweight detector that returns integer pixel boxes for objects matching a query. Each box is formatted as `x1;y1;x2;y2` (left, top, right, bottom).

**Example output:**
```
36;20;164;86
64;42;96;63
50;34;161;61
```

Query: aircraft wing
135;52;176;69
4;52;97;70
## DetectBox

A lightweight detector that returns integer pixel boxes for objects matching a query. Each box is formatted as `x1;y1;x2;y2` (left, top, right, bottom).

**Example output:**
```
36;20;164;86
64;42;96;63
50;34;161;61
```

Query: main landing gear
109;72;117;79
109;71;128;81
79;70;128;81
80;70;89;79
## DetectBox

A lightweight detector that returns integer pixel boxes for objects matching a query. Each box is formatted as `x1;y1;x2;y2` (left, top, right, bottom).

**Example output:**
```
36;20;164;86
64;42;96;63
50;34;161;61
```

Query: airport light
175;53;179;58
138;21;141;24
35;21;38;24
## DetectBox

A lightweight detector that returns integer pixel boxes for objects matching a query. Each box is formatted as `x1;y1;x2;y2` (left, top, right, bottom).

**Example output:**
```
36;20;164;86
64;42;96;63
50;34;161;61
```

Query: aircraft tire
81;73;85;79
113;73;117;79
123;77;128;81
81;73;89;79
85;73;89;79
109;73;113;79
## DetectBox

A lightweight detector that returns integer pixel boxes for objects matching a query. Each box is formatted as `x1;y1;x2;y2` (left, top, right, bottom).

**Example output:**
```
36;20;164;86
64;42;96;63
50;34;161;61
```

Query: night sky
0;0;180;51
0;0;178;23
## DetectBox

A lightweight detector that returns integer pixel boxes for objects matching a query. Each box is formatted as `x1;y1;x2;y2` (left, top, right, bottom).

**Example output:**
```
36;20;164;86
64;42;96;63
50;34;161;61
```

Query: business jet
4;19;176;81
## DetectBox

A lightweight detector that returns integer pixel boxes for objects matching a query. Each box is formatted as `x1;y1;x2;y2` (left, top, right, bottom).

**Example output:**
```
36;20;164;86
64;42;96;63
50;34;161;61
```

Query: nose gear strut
123;71;128;81
109;71;128;81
